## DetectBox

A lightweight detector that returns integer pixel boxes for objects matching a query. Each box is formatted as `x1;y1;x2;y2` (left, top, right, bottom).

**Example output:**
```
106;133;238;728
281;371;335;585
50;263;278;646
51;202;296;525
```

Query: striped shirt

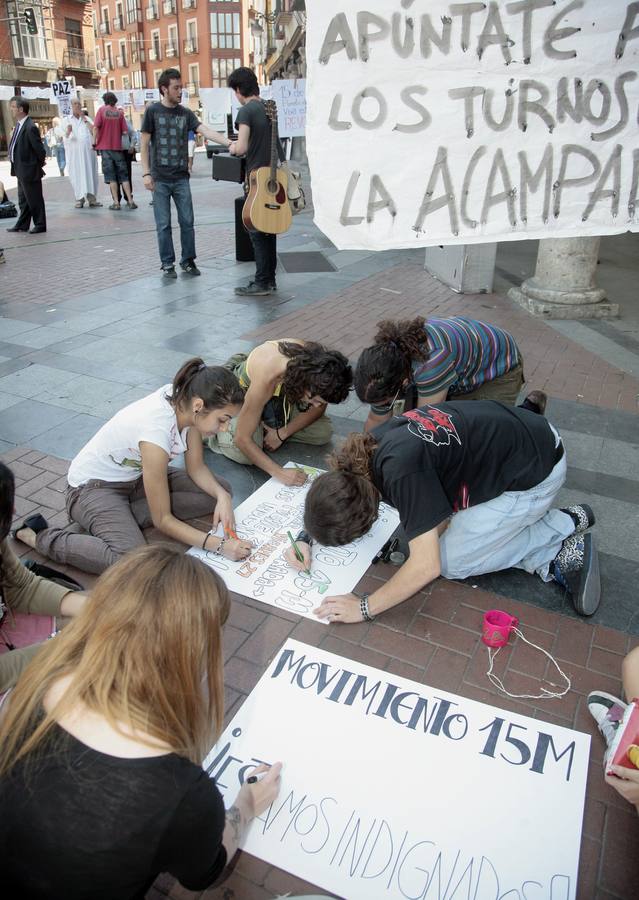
371;317;520;414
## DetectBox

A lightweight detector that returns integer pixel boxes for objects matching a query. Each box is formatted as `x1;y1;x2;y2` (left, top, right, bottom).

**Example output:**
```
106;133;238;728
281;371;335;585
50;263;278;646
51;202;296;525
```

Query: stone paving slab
3;445;637;900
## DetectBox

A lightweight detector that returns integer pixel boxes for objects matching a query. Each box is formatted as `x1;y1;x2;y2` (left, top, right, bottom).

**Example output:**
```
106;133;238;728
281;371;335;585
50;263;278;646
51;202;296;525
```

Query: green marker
287;529;311;576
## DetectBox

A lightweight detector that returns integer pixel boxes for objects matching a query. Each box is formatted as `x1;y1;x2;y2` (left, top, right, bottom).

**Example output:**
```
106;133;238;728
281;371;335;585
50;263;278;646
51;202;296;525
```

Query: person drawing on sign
355;316;545;431
0;462;87;695
588;646;639;812
0;544;283;897
285;401;600;622
13;358;252;575
228;66;284;296
208;340;352;486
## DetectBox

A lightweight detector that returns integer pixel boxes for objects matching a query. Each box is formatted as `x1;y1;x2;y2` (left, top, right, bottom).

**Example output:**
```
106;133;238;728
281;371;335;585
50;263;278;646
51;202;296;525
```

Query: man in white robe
63;99;101;208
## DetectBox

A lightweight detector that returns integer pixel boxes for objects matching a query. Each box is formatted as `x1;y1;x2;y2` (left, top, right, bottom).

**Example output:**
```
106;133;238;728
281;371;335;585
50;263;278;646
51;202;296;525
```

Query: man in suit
7;96;47;234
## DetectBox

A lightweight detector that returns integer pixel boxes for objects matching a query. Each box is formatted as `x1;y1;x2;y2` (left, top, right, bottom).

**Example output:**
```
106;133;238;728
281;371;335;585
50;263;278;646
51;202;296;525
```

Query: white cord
486;627;571;699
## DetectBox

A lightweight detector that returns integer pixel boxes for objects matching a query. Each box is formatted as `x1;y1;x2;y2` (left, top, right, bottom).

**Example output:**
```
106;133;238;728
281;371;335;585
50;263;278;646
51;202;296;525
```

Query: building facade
92;0;249;124
0;0;100;153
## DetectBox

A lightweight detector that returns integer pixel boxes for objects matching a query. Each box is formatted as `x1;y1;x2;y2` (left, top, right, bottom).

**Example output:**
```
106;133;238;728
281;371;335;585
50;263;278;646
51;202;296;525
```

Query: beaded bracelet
358;593;375;622
214;536;227;557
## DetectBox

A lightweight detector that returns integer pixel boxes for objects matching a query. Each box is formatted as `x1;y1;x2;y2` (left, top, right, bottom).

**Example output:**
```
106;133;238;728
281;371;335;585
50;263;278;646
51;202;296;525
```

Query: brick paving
5;444;638;900
244;260;639;413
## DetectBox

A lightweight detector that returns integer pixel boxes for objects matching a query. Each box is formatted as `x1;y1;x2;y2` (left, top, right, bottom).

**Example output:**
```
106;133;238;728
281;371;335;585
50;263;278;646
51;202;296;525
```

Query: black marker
372;537;393;565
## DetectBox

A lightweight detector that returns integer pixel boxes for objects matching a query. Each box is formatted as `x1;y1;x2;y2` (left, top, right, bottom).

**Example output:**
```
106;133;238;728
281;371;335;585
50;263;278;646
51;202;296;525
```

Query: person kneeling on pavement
285;400;600;624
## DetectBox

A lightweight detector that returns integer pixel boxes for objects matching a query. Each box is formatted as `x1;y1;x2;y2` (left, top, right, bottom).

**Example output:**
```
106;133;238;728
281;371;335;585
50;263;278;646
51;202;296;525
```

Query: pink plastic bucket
482;610;519;648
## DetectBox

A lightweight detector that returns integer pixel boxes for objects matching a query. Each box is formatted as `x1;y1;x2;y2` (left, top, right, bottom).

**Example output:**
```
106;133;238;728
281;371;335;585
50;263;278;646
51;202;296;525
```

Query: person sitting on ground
588;646;639;813
285;400;599;622
93;92;136;211
208;340;352;486
0;462;86;694
13;358;252;575
0;544;283;898
355;316;542;432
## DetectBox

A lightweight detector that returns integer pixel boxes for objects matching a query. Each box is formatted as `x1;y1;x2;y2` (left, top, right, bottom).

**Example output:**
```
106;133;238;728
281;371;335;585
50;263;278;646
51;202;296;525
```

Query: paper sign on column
204;639;590;900
188;463;399;621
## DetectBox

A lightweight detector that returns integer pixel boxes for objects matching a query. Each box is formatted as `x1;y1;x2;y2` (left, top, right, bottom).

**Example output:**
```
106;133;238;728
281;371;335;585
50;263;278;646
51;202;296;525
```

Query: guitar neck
269;106;279;180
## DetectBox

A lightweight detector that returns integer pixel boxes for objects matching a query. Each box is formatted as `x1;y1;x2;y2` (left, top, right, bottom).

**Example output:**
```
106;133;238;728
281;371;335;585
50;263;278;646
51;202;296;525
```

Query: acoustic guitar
242;100;292;235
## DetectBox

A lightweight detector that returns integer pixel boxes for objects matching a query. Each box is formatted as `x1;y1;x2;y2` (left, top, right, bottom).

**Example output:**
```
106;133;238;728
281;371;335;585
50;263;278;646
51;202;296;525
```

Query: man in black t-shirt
294;401;600;623
228;67;278;296
140;68;231;278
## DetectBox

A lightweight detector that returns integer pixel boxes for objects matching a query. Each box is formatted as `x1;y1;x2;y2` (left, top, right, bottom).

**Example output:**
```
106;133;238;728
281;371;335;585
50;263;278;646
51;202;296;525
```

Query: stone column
508;236;618;319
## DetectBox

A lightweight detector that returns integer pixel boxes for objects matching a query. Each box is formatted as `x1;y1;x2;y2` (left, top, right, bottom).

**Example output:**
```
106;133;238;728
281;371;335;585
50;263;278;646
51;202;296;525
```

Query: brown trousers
449;361;525;404
36;469;227;576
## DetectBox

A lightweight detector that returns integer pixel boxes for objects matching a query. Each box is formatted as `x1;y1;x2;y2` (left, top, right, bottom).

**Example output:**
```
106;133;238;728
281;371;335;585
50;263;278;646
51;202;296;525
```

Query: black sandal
11;513;49;540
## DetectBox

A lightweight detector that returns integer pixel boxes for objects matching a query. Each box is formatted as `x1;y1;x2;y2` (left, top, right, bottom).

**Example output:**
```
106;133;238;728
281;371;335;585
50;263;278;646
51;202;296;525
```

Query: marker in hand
287;529;311;577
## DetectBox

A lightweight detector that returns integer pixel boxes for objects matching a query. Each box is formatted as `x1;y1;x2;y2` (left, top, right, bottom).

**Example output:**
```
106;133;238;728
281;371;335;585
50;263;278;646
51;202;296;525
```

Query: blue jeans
152;179;195;268
439;438;574;582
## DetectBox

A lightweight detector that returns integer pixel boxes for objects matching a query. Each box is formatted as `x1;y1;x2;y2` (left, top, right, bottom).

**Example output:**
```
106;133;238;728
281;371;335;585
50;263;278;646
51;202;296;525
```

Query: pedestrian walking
140;68;231;278
116;113;137;205
93;92;136;211
6;96;47;235
292;402;601;622
228;67;282;296
63;99;101;209
47;117;66;175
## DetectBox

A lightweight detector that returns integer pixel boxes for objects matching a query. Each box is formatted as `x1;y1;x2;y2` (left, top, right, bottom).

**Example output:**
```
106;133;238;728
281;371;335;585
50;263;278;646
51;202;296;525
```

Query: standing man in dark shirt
228;67;278;297
140;68;231;278
288;402;600;622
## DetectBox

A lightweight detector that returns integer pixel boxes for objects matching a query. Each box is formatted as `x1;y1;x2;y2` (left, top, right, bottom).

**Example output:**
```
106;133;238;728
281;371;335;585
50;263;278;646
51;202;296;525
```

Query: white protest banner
21;86;51;101
307;2;639;250
115;89;131;108
143;88;160;103
205;639;590;900
189;463;399;621
131;89;145;111
50;80;73;116
271;78;306;137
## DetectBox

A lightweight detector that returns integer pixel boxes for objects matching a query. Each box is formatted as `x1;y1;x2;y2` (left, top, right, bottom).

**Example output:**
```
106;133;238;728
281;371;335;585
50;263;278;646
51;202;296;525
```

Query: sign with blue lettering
307;1;639;249
204;639;589;899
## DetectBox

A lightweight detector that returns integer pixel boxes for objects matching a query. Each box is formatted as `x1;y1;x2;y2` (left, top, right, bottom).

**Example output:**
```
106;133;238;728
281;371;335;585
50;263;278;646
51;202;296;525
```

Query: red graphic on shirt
403;407;462;447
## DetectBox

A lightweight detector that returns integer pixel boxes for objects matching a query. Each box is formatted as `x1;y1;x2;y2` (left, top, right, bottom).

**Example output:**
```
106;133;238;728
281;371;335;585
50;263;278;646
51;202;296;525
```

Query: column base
508;283;619;320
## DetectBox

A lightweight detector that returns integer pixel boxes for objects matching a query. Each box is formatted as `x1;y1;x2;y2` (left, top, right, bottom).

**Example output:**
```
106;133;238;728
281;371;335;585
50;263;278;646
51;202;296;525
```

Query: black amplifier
212;153;246;184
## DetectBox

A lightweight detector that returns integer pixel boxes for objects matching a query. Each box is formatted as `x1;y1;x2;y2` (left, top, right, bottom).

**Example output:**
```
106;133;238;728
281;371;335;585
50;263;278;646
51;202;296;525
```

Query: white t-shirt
67;386;189;488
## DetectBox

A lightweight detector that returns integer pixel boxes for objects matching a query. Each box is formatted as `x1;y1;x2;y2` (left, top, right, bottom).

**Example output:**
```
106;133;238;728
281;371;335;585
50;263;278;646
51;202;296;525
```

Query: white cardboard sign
204;640;590;900
189;463;399;621
306;2;639;249
271;78;307;137
50;80;72;117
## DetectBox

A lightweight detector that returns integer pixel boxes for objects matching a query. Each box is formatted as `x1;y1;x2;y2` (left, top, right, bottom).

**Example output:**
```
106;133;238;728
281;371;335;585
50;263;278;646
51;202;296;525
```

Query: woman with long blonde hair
0;544;282;899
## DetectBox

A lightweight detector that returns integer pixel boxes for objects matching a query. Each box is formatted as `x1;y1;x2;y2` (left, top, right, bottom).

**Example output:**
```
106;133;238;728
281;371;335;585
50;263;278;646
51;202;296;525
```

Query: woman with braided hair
13;358;252;574
208;340;352;486
355;316;542;432
285;401;600;623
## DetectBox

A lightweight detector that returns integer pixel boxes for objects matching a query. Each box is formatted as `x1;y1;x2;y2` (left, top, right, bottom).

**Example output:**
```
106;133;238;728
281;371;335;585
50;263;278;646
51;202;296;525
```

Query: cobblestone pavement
1;156;638;899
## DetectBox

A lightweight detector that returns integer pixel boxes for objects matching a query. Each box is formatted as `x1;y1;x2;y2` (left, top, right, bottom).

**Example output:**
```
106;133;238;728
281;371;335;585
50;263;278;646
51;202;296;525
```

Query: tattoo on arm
226;805;243;845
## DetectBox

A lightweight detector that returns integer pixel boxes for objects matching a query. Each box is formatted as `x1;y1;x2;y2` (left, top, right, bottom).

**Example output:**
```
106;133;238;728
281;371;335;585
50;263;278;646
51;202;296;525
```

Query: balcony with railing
145;4;159;20
126;7;142;24
112;15;124;31
131;48;146;63
183;38;197;54
148;46;161;61
165;43;177;57
99;21;110;35
162;0;176;14
62;48;96;71
181;0;196;8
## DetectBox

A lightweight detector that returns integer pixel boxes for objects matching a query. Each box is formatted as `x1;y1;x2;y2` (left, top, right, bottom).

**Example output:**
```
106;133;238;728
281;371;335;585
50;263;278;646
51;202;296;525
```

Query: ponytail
167;357;244;411
304;434;380;546
354;317;428;406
